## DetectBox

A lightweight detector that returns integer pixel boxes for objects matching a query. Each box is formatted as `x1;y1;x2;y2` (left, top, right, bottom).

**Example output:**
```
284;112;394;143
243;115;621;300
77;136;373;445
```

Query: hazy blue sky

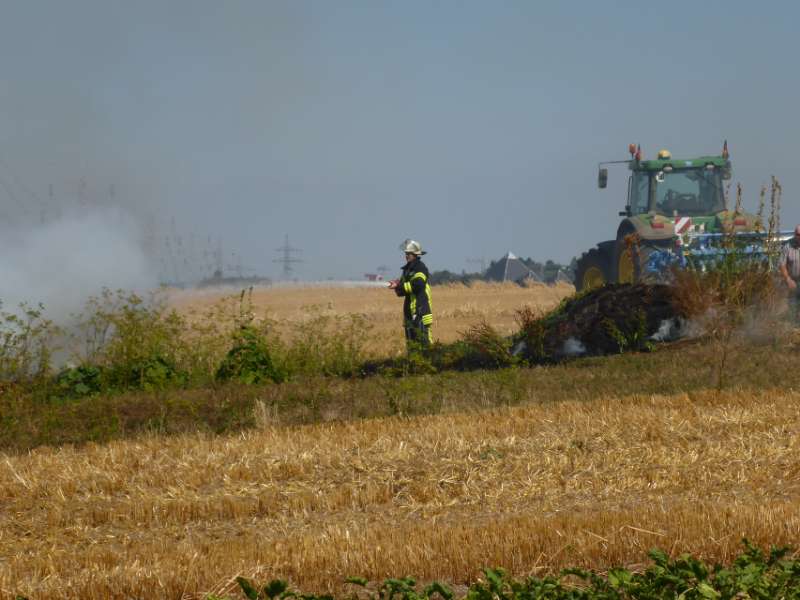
1;0;799;282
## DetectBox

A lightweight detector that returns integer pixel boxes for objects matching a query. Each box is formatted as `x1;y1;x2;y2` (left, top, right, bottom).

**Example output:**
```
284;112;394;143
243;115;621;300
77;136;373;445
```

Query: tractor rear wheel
612;239;665;283
613;231;638;284
575;248;611;292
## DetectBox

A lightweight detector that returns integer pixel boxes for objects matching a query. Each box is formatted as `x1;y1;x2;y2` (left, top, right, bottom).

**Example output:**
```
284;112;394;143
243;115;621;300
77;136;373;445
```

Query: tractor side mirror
598;168;608;189
655;171;666;183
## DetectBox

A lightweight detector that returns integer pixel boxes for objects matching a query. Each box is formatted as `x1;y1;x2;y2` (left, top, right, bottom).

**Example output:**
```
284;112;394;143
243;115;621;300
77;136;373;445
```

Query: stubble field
3;283;800;599
4;389;800;599
166;281;574;355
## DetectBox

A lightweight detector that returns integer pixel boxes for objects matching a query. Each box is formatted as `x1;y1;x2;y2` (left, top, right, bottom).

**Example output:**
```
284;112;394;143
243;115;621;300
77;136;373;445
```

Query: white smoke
511;340;527;356
562;336;586;356
0;207;156;322
649;318;678;342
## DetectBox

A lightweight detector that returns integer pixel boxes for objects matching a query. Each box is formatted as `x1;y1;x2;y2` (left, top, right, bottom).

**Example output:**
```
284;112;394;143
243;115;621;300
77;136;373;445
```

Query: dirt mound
361;283;686;376
517;283;684;361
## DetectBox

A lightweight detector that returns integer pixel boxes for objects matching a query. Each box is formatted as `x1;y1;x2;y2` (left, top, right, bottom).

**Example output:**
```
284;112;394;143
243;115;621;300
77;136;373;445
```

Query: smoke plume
0;207;156;322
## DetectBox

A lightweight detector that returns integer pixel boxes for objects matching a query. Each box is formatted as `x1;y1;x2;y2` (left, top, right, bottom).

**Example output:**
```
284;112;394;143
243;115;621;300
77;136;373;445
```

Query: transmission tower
273;234;303;279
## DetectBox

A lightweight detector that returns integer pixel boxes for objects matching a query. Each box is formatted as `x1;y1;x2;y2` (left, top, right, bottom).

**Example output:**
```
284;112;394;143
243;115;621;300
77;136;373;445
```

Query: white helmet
399;239;426;255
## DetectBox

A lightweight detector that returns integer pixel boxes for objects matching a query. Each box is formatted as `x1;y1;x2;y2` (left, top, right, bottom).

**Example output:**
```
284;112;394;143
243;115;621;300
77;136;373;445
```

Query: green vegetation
218;541;800;600
2;334;799;452
1;257;798;453
0;301;59;383
216;325;285;384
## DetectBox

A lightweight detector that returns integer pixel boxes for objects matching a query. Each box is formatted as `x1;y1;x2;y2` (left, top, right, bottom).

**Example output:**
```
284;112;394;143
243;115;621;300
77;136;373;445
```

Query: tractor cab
623;151;730;218
576;142;757;292
601;146;731;219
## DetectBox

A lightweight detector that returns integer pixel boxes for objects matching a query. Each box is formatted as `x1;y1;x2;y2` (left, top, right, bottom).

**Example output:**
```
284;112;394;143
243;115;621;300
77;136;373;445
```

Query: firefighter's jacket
395;258;433;326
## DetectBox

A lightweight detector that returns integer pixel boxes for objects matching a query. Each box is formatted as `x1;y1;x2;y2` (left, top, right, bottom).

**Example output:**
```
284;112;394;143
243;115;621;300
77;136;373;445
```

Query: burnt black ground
525;283;683;360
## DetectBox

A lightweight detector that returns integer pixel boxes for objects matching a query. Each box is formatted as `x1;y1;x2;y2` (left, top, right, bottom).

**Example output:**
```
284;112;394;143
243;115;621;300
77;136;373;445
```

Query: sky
1;0;799;294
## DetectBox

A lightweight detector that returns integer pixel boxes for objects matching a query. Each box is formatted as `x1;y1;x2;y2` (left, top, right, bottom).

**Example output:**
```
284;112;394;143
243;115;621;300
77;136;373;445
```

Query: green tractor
574;142;775;292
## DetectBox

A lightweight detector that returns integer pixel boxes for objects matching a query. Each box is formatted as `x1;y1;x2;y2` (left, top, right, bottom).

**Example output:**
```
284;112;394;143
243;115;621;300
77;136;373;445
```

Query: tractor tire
612;231;671;284
613;229;638;285
574;247;611;292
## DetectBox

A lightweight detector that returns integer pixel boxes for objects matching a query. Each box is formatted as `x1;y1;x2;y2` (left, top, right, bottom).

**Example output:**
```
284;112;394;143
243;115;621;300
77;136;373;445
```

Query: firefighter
388;239;433;348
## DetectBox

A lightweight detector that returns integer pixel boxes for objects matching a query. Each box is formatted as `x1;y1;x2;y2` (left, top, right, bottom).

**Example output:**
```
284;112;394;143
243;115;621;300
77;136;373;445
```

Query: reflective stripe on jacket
395;258;433;325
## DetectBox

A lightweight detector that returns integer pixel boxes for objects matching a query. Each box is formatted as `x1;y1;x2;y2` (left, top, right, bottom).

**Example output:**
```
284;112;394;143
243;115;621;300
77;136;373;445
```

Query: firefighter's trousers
404;317;432;349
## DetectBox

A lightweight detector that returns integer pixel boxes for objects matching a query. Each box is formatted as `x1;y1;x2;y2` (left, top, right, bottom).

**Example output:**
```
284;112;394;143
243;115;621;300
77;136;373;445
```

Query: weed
514;305;549;362
603;317;628;353
217;325;285;385
671;177;787;389
426;322;515;371
70;289;190;391
0;301;59;384
277;308;373;378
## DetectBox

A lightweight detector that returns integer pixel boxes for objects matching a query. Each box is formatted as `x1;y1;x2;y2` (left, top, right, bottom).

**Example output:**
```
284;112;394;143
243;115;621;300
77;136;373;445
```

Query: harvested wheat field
166;282;573;354
3;387;800;599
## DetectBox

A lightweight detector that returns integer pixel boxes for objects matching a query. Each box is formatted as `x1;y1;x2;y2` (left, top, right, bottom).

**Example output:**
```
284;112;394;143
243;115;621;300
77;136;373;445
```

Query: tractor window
628;172;649;214
654;169;724;216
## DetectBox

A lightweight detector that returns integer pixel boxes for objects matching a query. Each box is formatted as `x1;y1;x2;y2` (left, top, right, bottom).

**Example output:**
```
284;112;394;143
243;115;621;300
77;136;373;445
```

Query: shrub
68;289;192;391
105;353;183;391
277;309;372;378
428;322;515;371
216;325;285;385
0;301;59;384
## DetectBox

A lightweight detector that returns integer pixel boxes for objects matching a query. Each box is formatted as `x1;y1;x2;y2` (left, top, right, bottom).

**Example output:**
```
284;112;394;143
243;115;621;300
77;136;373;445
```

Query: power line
273;234;303;279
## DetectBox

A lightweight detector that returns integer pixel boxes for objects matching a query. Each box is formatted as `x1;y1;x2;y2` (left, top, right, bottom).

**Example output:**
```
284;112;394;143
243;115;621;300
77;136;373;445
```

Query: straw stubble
2;388;800;598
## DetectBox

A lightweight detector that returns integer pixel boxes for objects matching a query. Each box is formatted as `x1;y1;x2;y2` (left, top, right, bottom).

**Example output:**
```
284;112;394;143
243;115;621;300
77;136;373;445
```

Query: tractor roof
632;155;730;172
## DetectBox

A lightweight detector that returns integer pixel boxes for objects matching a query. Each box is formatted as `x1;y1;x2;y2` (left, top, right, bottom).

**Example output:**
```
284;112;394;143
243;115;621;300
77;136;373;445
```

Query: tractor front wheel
574;248;611;292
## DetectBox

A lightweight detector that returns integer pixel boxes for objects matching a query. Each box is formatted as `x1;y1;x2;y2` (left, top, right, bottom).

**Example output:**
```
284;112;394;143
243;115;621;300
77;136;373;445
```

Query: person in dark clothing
388;239;433;348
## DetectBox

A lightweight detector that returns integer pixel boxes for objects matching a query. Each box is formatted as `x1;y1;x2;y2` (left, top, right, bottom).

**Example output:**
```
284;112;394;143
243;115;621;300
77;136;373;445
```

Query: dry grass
166;282;574;355
3;387;800;599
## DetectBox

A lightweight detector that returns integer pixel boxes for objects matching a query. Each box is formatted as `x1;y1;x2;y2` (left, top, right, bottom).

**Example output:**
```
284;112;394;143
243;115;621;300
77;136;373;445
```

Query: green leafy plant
217;325;285;385
70;289;189;391
53;364;103;398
